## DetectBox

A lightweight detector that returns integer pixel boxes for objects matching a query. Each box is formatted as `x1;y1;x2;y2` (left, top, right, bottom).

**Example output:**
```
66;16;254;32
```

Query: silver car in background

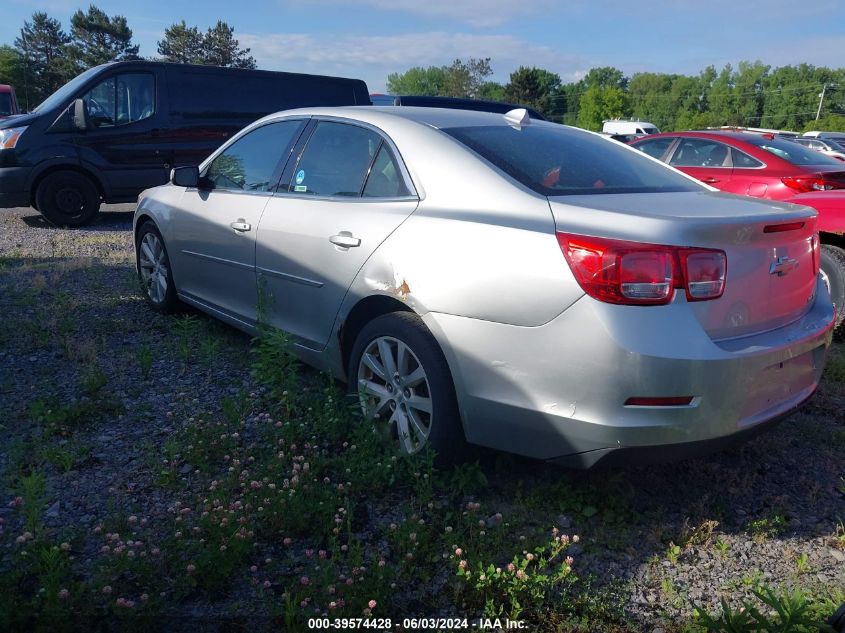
133;106;836;467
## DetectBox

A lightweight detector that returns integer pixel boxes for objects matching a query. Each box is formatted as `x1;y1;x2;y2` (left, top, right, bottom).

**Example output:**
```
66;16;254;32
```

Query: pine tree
201;21;256;69
157;21;204;64
14;12;71;105
66;5;139;71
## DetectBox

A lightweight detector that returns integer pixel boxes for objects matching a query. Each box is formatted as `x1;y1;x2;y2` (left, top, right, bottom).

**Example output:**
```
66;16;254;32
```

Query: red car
0;84;20;119
630;130;845;200
630;131;845;327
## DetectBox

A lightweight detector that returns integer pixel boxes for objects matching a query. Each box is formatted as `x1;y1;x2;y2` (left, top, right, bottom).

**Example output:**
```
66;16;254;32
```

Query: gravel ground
1;204;844;631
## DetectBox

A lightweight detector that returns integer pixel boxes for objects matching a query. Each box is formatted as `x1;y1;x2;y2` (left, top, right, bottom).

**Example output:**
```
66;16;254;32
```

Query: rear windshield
443;123;701;196
745;136;842;166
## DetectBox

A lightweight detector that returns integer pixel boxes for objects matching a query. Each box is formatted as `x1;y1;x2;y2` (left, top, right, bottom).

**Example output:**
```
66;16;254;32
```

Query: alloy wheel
357;336;433;454
138;232;169;304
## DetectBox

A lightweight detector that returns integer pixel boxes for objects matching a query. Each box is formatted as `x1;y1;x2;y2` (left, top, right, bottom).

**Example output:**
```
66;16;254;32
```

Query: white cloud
239;30;591;91
302;0;556;28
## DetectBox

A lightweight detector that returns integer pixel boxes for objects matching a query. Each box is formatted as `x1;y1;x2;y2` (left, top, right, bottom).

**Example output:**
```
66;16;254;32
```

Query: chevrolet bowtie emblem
769;255;799;276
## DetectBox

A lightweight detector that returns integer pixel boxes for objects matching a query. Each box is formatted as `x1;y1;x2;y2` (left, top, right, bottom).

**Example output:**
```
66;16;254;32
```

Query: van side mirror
72;98;88;131
171;166;199;188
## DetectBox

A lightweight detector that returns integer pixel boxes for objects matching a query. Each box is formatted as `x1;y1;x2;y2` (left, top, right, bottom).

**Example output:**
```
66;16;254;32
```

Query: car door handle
700;177;720;184
329;233;361;248
230;220;251;232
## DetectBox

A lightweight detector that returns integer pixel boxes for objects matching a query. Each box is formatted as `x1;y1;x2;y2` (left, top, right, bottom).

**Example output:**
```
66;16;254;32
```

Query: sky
3;0;845;93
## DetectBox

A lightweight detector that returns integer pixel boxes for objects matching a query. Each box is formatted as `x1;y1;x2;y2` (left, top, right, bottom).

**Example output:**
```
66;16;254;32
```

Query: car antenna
504;108;530;129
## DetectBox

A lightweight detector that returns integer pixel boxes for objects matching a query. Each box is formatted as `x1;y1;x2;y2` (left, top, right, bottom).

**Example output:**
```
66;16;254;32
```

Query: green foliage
66;5;139;71
577;85;629;131
14;12;71;105
504;66;563;118
456;532;576;621
157;20;256;68
387;58;492;98
694;586;836;633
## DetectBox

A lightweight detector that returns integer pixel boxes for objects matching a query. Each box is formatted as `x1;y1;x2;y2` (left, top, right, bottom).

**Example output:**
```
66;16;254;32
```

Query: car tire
135;221;179;314
35;171;101;227
820;244;845;329
349;311;467;463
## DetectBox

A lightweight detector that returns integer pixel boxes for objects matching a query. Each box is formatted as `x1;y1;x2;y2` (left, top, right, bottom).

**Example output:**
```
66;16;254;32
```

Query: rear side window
288;122;381;197
82;73;154;128
669;139;730;167
363;144;411;198
205;120;303;192
444;124;701;196
634;137;675;159
731;148;764;168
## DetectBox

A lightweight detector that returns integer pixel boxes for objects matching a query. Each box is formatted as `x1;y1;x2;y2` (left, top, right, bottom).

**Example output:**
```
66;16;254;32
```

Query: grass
2;244;844;631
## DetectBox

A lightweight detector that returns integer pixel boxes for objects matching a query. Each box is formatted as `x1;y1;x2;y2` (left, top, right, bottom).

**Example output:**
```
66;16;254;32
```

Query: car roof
265;105;556;130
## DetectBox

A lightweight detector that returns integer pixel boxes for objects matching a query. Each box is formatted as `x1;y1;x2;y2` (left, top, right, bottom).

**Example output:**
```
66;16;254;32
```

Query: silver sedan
133;106;836;467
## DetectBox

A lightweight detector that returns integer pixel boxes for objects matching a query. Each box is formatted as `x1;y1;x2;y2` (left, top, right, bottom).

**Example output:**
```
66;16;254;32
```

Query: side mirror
171;166;199;188
72;98;88;131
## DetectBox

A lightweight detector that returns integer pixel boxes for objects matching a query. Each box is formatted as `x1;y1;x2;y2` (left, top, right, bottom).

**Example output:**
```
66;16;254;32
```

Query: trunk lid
549;191;819;340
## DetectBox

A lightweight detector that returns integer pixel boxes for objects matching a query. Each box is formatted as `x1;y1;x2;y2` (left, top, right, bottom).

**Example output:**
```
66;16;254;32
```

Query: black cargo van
0;61;370;226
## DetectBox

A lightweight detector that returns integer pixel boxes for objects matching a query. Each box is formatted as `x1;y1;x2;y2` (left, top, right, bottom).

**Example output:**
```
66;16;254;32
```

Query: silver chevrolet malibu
133;106;836;467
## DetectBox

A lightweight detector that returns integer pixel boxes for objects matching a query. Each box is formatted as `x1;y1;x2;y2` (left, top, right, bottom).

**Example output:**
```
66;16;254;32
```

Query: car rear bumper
423;276;836;468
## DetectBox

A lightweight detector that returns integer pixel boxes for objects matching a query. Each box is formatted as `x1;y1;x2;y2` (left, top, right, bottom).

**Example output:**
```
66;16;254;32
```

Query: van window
288;122;381;197
82;73;155;128
205;120;302;192
169;71;358;119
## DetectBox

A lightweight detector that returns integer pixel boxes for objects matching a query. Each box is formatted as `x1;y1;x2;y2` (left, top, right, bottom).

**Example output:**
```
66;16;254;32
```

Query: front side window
205;120;303;192
82;73;155;128
444;124;701;196
289;122;381;197
669;139;730;168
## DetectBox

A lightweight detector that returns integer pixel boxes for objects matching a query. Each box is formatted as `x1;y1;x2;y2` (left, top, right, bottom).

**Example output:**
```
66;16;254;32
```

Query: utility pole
816;83;836;120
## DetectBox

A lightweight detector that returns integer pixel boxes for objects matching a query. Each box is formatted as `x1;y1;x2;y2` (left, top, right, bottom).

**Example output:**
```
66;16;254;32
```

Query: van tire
820;244;845;329
36;171;101;227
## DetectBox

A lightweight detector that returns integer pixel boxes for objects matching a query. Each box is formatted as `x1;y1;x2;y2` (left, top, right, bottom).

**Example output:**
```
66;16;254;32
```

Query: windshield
442;123;702;196
0;93;11;116
32;66;103;114
745;136;843;166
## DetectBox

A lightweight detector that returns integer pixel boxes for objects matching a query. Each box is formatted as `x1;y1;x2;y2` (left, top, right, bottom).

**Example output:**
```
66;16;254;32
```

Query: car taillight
781;175;843;192
556;233;726;306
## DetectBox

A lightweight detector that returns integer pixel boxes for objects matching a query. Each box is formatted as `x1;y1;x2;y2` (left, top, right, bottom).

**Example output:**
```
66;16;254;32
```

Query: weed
794;552;810;574
666;542;682;565
137;343;153;379
19;470;47;533
714;537;731;555
694;585;834;633
81;364;107;396
746;514;786;544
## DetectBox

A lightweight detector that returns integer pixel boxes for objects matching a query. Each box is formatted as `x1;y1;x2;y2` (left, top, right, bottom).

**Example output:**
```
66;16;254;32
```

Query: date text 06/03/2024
306;617;527;630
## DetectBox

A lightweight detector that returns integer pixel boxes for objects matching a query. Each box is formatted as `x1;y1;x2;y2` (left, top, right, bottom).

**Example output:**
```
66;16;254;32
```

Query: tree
577;85;628;131
157;20;255;68
504;66;563;118
157;21;203;64
441;57;492;98
201;21;256;69
477;81;505;102
386;58;491;98
386;66;448;96
66;4;139;71
0;46;28;109
14;12;71;106
582;66;627;91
